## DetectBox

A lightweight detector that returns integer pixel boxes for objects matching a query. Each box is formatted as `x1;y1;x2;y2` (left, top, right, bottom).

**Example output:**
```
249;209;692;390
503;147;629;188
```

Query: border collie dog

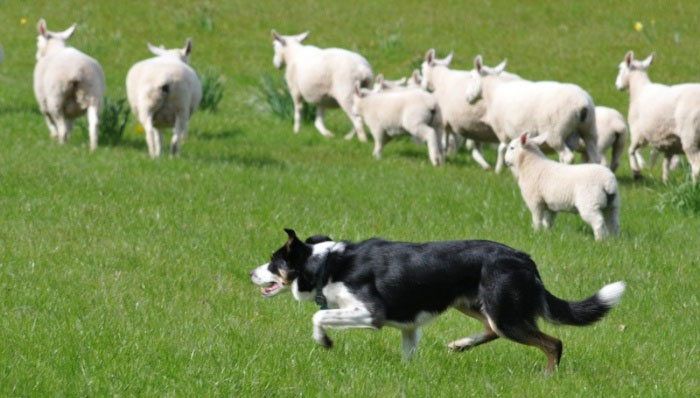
250;229;625;374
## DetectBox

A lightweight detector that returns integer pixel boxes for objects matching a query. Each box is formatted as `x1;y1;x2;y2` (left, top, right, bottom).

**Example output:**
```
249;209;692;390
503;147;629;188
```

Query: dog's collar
314;246;334;310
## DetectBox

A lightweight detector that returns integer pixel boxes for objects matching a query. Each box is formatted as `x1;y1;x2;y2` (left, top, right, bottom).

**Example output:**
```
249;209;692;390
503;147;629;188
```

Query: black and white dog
250;229;625;374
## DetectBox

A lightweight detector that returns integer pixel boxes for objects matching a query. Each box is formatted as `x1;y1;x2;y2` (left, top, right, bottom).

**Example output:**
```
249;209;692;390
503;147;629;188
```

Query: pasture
1;0;699;396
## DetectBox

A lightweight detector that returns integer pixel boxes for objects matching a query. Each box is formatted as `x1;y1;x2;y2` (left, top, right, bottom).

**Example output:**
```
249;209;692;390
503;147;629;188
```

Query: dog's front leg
311;307;376;349
401;328;421;359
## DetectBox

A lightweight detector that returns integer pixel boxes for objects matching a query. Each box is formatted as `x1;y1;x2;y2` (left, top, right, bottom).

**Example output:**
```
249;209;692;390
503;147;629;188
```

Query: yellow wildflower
634;22;643;32
135;124;144;135
20;17;27;25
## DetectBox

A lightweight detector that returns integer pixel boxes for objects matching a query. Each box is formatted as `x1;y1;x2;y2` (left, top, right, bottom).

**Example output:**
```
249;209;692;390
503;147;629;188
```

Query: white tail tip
597;281;626;306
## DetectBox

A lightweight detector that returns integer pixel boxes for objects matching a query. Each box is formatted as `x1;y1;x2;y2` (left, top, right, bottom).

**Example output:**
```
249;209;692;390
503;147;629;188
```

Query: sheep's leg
684;149;700;184
662;153;672;183
542;210;557;229
529;204;545;230
472;142;491;170
87;105;99;152
579;207;607;241
634;150;647;169
581;133;600;164
292;94;303;134
141;114;160;158
628;136;644;179
170;115;188;156
54;116;72;145
495;142;508;173
43;114;59;140
338;97;367;143
417;125;443;166
313;106;334;138
648;149;659;168
371;128;387;160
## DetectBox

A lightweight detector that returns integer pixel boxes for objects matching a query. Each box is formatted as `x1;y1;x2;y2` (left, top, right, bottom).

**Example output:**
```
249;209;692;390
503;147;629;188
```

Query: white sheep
615;51;700;183
505;133;619;241
578;106;627;172
467;55;600;173
126;39;202;158
420;50;499;169
271;30;373;141
33;19;105;151
352;82;444;166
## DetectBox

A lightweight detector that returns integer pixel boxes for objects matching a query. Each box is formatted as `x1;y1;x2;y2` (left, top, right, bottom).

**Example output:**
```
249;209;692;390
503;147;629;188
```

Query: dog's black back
324;238;542;325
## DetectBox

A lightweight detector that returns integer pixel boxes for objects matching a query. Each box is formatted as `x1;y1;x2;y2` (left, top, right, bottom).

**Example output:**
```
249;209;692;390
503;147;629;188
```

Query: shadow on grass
616;174;663;188
194;128;244;141
193;152;285;169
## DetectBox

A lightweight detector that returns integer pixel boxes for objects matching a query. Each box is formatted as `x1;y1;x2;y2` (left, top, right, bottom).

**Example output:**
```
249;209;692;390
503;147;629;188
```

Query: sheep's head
271;30;309;69
504;132;547;177
420;49;453;90
147;39;193;63
466;55;507;104
36;19;76;60
615;50;654;91
371;74;407;92
351;82;371;117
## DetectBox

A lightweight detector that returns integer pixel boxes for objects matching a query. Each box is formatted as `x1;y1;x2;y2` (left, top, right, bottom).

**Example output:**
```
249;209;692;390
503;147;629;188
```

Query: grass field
1;0;700;396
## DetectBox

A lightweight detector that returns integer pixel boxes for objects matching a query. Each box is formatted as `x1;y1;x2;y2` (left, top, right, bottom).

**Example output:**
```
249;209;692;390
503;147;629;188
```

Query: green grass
1;0;700;396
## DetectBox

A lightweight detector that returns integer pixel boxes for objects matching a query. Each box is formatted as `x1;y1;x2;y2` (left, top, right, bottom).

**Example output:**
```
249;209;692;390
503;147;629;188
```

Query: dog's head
250;229;332;298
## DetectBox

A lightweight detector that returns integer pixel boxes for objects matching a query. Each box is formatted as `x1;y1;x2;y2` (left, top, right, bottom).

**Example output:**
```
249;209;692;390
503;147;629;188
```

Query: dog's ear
305;234;332;244
284;228;300;251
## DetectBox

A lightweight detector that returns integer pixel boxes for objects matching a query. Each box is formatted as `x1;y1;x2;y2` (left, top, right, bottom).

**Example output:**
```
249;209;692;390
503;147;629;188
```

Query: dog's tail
542;281;625;326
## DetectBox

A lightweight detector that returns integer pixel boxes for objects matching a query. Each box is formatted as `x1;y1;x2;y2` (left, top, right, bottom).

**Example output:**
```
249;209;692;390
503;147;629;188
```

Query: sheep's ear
271;29;286;45
494;59;507;74
294;31;310;42
443;52;454;66
520;132;528;145
57;23;77;40
425;48;435;64
375;74;384;86
147;43;167;56
642;52;654;68
624;50;634;66
37;19;48;37
474;55;484;72
530;133;548;146
412;69;421;84
183;38;193;56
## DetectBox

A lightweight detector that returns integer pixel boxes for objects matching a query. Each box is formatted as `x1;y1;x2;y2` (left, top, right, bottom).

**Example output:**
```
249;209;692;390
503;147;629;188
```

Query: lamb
577;106;627;172
420;50;499;169
505;133;619;241
33;19;105;151
352;82;444;166
126;39;202;158
467;55;600;173
371;74;407;92
615;51;700;183
271;30;373;141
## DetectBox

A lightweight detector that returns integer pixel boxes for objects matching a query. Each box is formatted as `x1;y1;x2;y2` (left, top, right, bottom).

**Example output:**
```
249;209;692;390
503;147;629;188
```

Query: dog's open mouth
261;282;283;297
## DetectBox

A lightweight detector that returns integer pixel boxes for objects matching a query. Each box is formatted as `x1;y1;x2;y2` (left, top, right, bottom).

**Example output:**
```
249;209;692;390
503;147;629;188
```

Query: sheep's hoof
318;334;333;349
633;171;643;180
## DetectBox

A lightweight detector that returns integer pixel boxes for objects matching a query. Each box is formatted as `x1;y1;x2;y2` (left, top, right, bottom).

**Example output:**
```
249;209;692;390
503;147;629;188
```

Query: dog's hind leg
449;306;499;352
311;307;376;349
486;316;563;376
401;328;421;359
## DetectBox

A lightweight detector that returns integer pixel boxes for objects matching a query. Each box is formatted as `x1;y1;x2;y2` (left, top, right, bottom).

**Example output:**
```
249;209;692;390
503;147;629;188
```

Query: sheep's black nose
249;271;254;278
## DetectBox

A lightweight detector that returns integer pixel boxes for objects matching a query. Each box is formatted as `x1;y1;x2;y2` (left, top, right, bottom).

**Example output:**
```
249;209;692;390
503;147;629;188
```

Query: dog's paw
447;339;474;353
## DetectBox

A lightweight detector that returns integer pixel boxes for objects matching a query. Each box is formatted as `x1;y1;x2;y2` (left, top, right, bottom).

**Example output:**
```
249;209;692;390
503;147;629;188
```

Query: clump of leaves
78;96;131;146
198;70;225;113
657;163;700;215
256;73;315;122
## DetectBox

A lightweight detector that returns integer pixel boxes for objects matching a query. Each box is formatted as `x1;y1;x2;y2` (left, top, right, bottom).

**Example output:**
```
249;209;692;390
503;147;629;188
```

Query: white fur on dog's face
250;262;289;297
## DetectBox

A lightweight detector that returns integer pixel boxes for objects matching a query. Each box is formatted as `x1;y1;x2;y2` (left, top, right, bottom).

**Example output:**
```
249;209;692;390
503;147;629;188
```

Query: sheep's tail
542;281;625;326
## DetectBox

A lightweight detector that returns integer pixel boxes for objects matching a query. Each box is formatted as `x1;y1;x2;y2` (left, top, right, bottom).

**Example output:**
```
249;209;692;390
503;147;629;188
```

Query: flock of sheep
27;21;700;240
